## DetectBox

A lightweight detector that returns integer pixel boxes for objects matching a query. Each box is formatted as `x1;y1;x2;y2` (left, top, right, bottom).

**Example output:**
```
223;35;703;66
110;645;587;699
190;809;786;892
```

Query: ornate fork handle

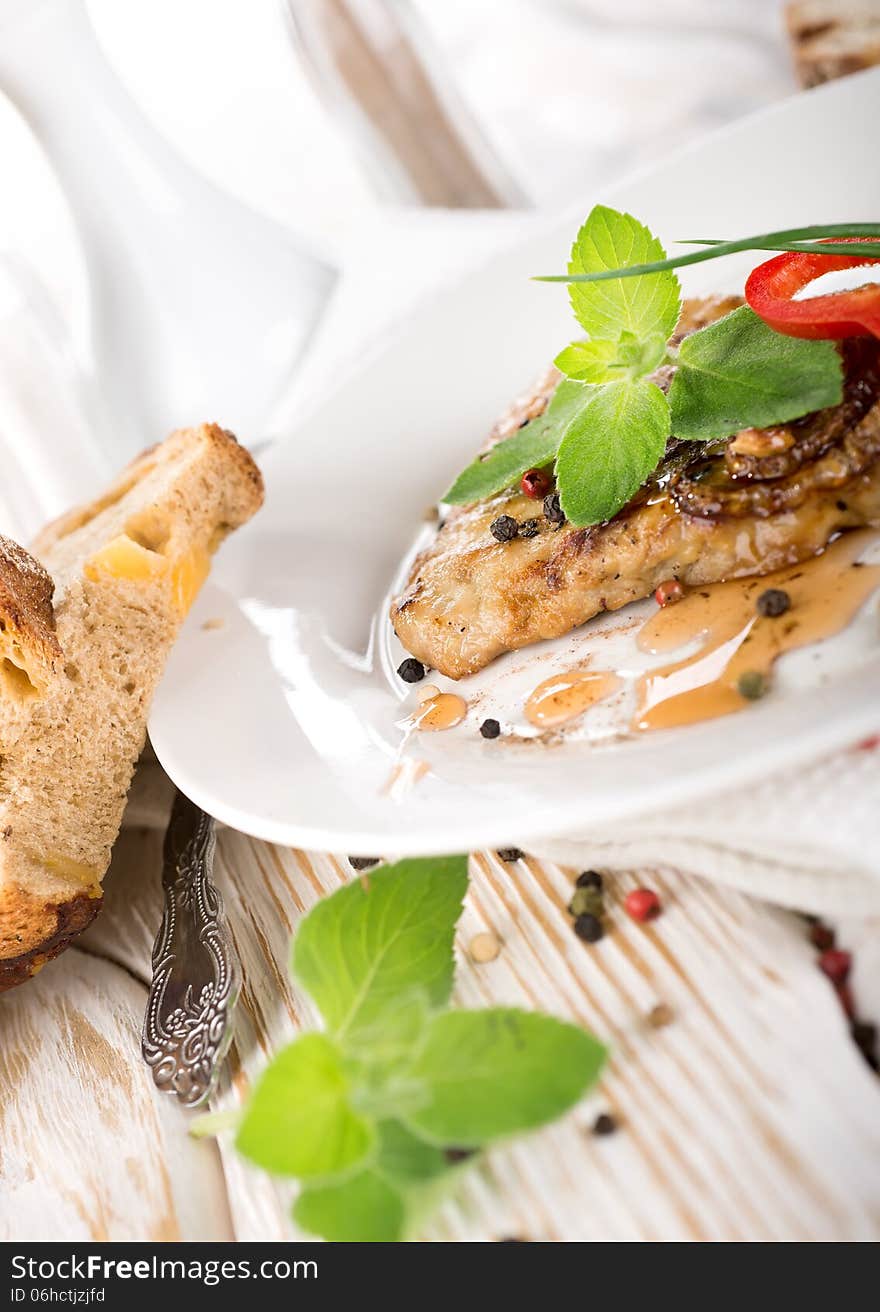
142;791;240;1107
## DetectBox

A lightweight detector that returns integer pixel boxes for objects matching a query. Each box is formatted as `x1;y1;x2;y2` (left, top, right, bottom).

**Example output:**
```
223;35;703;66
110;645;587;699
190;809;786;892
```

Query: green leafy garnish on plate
443;378;587;505
668;304;845;441
444;206;844;527
567;206;682;345
195;855;606;1242
555;378;670;527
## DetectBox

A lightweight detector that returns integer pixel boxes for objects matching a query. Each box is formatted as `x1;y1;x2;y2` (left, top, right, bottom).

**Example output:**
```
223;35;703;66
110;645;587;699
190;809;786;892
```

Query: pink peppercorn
521;468;552;500
624;888;661;923
818;949;851;986
654;579;684;607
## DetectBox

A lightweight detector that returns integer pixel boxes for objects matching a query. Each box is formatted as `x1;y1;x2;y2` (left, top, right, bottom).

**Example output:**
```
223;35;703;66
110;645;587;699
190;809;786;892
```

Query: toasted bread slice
0;424;263;990
785;1;880;86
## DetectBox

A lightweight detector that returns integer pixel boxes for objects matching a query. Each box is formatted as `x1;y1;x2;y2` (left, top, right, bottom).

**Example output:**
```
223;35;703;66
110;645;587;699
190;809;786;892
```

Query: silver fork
141;792;239;1109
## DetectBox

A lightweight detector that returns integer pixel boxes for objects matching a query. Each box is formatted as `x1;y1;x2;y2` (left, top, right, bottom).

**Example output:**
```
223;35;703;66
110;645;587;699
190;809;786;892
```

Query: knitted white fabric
534;737;880;915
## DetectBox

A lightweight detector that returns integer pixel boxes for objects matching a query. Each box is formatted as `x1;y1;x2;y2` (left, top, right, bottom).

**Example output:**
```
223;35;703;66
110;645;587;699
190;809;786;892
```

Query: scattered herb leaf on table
195;855;607;1242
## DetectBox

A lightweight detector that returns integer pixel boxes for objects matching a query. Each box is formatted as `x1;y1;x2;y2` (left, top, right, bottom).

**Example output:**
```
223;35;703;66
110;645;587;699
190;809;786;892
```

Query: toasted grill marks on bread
0;423;263;991
391;299;880;680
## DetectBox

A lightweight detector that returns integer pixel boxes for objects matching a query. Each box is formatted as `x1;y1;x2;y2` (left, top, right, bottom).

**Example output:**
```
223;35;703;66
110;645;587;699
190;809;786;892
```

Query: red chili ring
745;238;880;341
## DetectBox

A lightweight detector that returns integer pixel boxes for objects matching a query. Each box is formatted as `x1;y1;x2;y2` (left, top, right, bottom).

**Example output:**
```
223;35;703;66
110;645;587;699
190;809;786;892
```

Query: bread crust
0;883;101;990
0;423;263;990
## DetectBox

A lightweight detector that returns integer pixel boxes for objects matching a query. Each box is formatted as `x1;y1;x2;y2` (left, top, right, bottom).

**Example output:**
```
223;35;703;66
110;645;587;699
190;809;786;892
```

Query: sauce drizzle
411;691;468;731
525;668;623;729
633;531;880;731
520;531;880;735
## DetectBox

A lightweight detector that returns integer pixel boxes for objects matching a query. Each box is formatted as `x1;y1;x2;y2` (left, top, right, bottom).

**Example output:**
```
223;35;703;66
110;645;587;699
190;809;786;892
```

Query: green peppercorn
737;670;768;700
568;886;604;919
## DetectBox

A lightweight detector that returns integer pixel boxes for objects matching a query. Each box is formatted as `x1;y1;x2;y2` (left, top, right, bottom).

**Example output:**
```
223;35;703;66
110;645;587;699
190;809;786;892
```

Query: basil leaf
294;1169;405;1243
401;1009;607;1147
555;378;670;527
668;305;844;440
236;1034;374;1180
292;855;468;1045
443;379;588;504
568;205;681;344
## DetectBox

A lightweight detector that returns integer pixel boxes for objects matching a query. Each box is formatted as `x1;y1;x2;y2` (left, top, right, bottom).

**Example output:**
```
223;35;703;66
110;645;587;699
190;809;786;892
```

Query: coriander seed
469;932;501;963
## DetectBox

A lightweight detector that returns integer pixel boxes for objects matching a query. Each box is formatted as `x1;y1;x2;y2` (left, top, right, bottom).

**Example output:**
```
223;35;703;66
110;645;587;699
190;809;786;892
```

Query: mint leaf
236;1034;374;1180
554;339;619;382
443;379;588;505
568;206;681;343
556;332;667;384
402;1009;607;1147
294;1169;405;1243
617;330;667;376
292;855;468;1045
555;378;670;527
292;1122;451;1243
668;305;844;440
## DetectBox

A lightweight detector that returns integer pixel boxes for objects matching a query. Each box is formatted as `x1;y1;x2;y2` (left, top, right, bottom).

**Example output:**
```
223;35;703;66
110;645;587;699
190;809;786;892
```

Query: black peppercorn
543;492;565;526
756;588;791;618
519;517;541;539
497;847;524;862
574;912;604;943
444;1146;476;1164
490;515;519;543
480;718;501;739
591;1112;618;1136
576;870;603;890
397;657;425;683
348;856;380;871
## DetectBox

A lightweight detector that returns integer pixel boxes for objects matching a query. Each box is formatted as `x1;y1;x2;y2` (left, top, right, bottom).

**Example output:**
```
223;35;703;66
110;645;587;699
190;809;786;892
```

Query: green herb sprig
195;856;606;1243
444;207;845;525
535;223;880;284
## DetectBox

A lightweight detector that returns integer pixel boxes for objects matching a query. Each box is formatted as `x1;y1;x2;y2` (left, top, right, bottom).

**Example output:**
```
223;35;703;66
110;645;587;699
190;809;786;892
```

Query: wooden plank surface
3;801;874;1242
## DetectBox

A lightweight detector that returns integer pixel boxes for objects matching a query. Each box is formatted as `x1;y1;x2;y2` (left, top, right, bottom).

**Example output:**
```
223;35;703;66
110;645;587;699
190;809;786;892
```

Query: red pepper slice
745;238;880;340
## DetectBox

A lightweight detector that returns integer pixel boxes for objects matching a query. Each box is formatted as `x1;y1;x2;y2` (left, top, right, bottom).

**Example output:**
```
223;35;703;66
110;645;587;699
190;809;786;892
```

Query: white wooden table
2;762;878;1242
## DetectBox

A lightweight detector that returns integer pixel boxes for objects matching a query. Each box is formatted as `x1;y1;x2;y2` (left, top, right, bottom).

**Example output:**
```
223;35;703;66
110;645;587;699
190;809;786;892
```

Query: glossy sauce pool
520;530;880;735
633;530;880;731
525;669;623;729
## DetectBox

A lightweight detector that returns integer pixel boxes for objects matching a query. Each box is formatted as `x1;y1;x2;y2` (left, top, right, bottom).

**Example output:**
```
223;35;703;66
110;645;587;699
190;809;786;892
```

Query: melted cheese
85;535;167;584
85;536;211;615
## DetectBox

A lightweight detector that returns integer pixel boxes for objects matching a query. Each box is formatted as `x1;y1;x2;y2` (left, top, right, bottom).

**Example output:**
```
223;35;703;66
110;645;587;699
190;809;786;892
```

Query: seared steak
391;298;880;680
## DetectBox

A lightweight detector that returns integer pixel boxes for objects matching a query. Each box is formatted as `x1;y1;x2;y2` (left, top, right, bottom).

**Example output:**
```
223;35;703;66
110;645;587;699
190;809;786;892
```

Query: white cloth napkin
533;739;880;916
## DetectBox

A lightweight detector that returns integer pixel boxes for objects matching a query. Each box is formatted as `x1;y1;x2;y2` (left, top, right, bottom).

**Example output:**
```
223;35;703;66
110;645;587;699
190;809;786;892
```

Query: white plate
151;70;880;854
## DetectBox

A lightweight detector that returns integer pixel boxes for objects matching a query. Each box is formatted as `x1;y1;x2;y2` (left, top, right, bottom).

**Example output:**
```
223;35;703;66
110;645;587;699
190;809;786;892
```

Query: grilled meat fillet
391;297;880;680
